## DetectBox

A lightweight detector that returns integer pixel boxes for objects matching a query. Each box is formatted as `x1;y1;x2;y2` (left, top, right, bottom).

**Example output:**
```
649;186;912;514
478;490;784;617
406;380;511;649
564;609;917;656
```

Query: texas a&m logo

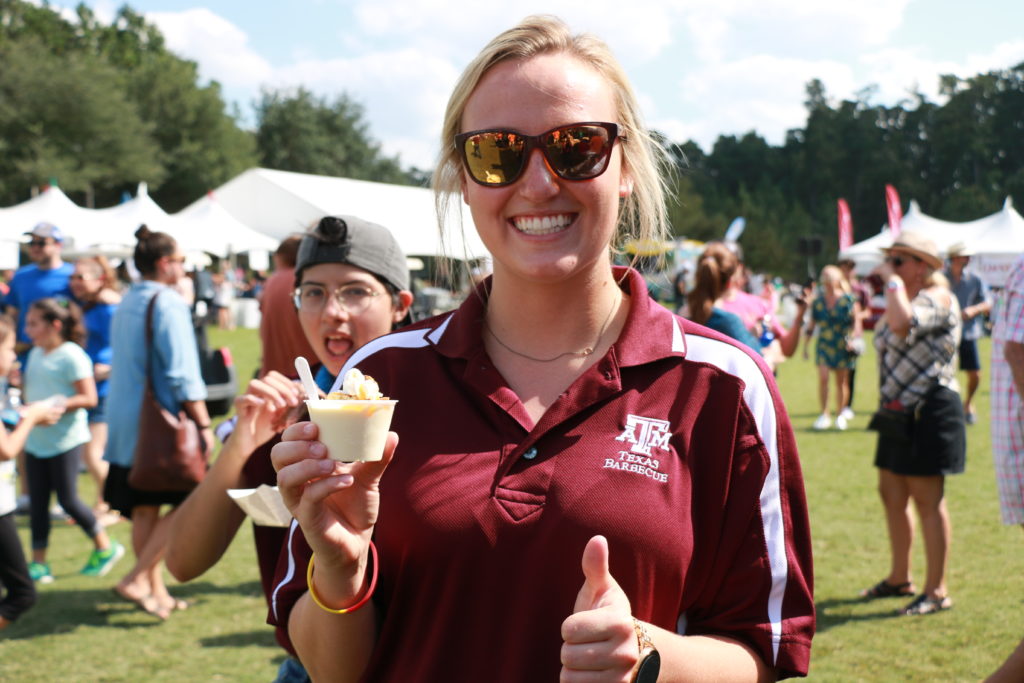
606;414;671;483
615;415;671;456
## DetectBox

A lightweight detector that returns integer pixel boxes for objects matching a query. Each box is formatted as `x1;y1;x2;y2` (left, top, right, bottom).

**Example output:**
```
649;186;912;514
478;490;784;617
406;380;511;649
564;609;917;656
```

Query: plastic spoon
294;356;319;402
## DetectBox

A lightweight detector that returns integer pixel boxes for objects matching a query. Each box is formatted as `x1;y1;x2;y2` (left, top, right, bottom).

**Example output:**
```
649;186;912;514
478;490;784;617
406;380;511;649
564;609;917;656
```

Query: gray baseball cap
295;215;410;292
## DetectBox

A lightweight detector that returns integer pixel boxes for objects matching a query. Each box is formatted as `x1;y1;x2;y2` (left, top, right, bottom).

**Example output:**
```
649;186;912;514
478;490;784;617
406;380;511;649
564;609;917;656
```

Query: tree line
2;1;1021;279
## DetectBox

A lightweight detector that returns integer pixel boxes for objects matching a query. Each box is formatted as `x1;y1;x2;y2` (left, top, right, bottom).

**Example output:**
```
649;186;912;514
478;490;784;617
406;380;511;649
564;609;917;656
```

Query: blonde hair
820;265;851;295
433;15;670;272
76;255;119;293
926;270;949;290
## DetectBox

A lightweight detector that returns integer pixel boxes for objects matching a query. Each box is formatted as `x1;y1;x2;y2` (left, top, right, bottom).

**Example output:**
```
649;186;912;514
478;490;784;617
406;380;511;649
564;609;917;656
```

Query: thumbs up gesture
560;535;640;682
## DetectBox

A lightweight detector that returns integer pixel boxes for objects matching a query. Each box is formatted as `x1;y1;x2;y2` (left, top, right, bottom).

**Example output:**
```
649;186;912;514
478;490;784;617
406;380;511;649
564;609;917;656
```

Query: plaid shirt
992;254;1024;522
874;288;961;411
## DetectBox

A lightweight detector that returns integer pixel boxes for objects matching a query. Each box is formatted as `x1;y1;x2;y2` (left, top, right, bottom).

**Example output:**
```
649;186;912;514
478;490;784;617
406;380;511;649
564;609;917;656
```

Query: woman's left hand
560;535;639;682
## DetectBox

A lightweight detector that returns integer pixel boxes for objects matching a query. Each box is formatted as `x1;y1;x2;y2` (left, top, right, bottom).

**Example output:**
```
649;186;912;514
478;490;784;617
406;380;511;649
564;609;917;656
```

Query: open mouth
511;213;575;236
324;335;353;358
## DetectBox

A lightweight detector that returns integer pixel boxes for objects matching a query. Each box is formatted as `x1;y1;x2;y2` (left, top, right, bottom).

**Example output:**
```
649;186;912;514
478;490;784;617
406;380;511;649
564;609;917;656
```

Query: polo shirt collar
431;267;687;367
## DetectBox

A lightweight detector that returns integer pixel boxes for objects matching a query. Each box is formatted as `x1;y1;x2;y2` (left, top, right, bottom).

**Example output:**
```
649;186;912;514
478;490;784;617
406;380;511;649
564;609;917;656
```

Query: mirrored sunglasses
455;122;625;187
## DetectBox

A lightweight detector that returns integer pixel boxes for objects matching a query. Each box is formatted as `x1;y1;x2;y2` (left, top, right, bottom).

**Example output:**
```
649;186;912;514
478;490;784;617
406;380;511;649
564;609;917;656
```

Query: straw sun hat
881;231;943;270
946;241;975;259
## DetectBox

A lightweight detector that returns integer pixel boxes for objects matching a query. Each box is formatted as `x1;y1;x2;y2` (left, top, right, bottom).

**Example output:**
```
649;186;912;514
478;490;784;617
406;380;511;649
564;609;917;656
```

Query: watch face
635;649;661;683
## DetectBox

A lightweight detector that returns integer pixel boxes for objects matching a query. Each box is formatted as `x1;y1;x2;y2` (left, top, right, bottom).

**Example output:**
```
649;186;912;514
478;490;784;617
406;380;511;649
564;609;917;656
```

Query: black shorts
103;464;189;519
958;339;980;372
874;385;966;476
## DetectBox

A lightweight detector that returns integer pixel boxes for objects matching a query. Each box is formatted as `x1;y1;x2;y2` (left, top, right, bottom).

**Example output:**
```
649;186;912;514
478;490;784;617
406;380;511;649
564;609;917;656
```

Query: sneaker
836;414;849;431
965;411;977;425
812;414;832;431
14;494;29;515
80;541;125;577
840;407;855;421
28;561;54;584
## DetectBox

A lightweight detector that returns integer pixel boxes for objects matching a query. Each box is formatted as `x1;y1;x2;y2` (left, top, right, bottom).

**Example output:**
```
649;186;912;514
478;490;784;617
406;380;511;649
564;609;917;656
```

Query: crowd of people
0;13;1021;683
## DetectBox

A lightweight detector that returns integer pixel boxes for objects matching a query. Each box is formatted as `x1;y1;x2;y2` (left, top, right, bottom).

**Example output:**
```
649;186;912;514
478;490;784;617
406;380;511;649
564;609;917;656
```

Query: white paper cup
306;399;397;462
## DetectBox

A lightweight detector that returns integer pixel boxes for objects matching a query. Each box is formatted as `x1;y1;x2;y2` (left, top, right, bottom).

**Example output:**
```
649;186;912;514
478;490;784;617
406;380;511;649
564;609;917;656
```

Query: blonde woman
862;232;963;616
69;255;121;520
270;15;814;681
803;265;862;430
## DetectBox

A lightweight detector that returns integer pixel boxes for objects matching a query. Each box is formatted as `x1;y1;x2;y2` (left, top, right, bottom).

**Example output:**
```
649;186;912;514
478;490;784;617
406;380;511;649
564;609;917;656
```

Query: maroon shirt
270;268;814;679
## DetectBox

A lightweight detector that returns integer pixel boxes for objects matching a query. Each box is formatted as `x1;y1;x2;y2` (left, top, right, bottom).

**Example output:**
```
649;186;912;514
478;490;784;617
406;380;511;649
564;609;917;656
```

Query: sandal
898;594;953;616
860;579;915;599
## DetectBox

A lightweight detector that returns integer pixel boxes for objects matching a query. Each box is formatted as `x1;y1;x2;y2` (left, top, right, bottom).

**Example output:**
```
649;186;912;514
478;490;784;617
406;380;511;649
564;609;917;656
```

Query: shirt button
523;447;538;460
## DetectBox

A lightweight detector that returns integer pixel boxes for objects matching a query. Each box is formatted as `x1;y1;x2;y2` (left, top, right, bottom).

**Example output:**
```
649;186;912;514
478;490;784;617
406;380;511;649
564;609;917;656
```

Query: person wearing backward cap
165;215;412;681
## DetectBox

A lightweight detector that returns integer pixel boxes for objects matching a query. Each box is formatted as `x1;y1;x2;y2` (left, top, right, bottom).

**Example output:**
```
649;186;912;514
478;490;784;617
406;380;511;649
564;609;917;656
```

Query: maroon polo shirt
269;268;814;680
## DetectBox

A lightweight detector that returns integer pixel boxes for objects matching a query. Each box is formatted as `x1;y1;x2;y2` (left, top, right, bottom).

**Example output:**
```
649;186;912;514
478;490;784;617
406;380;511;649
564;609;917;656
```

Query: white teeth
513;214;572;235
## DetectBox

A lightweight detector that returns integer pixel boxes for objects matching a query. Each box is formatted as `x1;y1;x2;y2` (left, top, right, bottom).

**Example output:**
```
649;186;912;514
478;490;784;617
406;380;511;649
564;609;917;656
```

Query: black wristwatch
631;618;661;683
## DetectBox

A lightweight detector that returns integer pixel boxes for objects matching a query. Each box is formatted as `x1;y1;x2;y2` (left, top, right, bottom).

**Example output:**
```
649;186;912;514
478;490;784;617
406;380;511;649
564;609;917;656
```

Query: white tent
208;168;490;260
839;198;1024;286
170;192;278;256
87;182;172;249
0;183;278;259
0;186;101;243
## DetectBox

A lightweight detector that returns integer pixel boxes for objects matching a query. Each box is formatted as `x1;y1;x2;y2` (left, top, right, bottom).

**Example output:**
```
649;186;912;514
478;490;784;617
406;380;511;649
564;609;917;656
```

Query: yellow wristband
306;542;378;615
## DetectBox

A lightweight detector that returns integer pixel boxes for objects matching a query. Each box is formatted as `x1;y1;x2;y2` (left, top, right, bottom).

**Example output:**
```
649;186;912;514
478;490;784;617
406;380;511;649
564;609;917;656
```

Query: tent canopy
0;169;494;264
173;192;277;256
0;183;275;258
839;197;1024;286
207;168;490;260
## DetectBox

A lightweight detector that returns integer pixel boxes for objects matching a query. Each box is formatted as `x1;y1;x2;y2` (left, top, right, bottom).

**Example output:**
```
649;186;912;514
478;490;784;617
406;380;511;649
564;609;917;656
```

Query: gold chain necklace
484;294;619;363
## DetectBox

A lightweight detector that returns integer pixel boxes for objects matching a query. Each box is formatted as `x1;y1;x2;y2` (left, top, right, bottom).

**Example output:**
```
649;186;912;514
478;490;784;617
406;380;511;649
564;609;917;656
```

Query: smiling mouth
511;214;574;236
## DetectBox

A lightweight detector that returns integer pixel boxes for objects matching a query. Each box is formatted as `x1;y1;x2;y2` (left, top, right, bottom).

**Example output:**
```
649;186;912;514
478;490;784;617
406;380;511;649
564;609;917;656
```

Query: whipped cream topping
336;368;384;400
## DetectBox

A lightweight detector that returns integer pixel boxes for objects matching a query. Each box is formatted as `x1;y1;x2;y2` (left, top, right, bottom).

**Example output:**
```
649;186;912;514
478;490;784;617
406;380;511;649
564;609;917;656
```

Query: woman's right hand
272;421;397;605
232;371;304;449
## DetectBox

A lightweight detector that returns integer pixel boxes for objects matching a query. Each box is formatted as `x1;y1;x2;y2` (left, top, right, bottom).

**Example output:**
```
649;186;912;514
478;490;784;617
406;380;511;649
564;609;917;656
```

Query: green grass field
0;327;1017;681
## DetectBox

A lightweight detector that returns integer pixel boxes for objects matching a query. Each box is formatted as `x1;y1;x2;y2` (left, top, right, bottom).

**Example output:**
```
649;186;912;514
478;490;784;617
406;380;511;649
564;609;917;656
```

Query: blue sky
70;0;1024;170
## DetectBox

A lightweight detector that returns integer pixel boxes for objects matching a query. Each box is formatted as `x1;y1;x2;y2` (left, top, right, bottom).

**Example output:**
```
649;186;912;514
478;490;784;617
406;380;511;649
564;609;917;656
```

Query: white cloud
662;55;855;149
859;39;1024;104
677;0;912;67
351;0;677;63
148;9;274;89
266;47;459;168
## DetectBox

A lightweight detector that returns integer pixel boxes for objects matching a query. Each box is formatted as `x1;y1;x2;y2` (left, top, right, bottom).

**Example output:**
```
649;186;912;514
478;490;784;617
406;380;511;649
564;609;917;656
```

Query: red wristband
306;541;378;615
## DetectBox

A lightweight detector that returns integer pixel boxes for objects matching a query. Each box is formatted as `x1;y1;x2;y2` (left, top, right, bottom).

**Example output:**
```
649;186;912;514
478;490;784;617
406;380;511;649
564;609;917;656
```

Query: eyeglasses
455;122;625;187
28;240;51;248
293;283;382;315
